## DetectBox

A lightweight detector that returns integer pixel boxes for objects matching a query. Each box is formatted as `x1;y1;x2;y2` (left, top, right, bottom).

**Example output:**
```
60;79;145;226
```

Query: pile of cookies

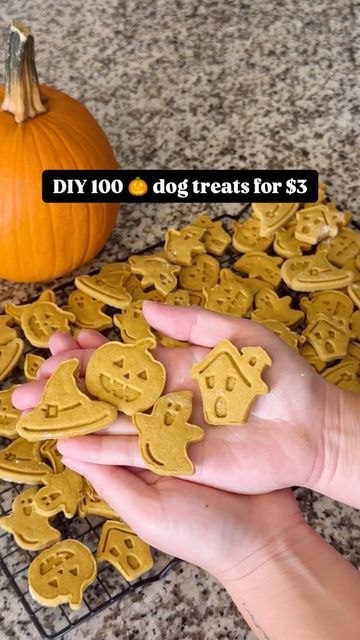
0;184;360;610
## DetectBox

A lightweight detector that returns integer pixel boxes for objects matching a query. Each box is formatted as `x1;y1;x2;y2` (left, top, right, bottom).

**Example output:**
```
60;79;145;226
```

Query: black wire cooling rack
0;205;252;639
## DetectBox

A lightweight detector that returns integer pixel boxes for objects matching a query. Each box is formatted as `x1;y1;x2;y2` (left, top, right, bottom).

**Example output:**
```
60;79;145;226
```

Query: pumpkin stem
1;21;47;124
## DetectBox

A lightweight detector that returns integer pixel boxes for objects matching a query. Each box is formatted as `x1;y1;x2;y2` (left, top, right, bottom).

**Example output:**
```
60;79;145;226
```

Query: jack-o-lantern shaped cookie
86;340;166;415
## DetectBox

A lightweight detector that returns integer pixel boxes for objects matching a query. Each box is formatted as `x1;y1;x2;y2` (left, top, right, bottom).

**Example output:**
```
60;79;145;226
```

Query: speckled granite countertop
0;1;359;638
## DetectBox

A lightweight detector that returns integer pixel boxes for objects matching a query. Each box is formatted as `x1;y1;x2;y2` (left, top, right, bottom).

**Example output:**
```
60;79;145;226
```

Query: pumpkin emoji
0;22;119;282
128;177;148;197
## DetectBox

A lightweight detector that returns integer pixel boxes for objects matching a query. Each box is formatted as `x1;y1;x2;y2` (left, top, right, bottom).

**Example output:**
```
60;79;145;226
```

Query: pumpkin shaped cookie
28;539;97;610
86;340;166;415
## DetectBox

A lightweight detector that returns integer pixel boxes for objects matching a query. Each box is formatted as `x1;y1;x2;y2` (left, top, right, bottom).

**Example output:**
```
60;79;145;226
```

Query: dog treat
298;342;327;373
75;263;132;309
0;338;24;381
204;278;253;317
232;219;274;253
303;314;351;361
78;480;118;520
129;255;180;296
164;225;206;266
256;319;304;351
0;315;18;344
192;215;231;255
350;310;360;340
321;358;360;392
300;290;353;329
5;290;56;323
0;385;21;439
318;228;360;267
191;339;271;425
179;253;219;291
17;359;117;441
113;301;156;345
295;205;340;245
251;288;304;327
220;268;274;294
86;340;166;415
97;519;153;582
274;222;312;258
24;353;45;382
281;252;354;292
0;487;61;551
347;341;360;364
252;202;299;237
165;289;191;306
132;288;166;303
0;438;51;484
133;391;204;475
28;539;97;610
348;281;360;308
34;468;84;518
64;290;113;331
7;298;75;348
234;252;283;287
40;440;65;474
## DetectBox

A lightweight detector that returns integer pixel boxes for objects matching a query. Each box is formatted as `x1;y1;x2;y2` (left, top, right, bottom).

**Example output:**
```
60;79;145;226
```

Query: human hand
12;305;360;506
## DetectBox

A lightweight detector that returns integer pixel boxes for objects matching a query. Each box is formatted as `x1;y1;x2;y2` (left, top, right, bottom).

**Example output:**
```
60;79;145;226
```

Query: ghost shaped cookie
165;225;206;266
133;391;204;475
251;288;304;327
34;468;84;518
28;539;97;610
113;301;156;345
97;519;153;582
64;290;113;331
86;340;166;415
0;487;61;550
191;339;271;425
17;358;117;441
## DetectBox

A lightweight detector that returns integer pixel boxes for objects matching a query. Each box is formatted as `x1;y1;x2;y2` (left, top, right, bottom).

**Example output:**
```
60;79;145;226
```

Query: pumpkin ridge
35;117;88;271
47;108;114;168
29;122;60;278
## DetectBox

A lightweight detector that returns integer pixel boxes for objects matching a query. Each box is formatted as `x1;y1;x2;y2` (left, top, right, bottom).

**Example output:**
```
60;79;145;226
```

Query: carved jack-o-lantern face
21;302;75;348
28;540;97;609
86;340;166;415
128;177;148;196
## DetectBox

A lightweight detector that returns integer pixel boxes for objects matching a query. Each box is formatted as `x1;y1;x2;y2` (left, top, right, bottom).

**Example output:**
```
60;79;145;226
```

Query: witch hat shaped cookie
17;358;117;441
0;438;51;484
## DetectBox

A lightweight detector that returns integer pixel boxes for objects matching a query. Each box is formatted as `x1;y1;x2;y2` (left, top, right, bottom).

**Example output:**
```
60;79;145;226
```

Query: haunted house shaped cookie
191;339;271;425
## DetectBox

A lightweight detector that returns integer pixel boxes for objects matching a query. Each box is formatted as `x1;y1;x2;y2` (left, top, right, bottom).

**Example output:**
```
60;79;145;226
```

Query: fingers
76;329;108;349
12;380;46;410
61;458;159;538
38;348;99;379
143;302;276;350
48;332;80;355
57;434;145;467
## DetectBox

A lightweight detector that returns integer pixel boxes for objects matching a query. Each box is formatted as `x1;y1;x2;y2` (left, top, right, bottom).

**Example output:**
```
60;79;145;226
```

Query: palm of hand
13;305;327;494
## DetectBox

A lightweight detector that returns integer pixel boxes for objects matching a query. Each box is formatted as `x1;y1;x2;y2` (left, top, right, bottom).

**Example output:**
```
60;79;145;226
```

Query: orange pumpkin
0;22;119;282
